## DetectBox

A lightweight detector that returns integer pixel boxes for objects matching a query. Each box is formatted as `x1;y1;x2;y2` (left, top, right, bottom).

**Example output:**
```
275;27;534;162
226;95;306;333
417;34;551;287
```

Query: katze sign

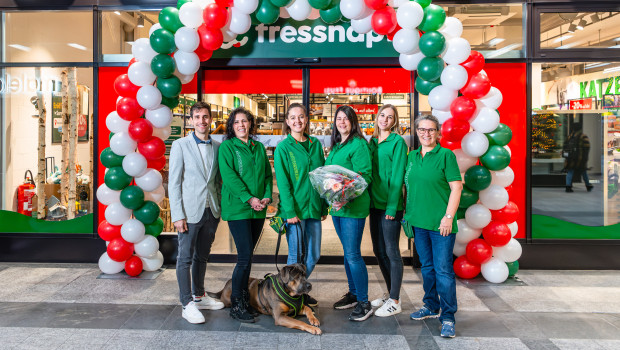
579;76;620;99
569;98;593;110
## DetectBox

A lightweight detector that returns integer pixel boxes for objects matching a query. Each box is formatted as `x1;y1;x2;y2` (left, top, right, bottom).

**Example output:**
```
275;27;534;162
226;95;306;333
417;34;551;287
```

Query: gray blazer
169;134;222;223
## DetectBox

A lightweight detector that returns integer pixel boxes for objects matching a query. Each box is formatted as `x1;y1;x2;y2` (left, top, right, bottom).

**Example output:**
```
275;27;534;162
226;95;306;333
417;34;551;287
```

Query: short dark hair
190;101;212;118
284;103;309;135
225;107;256;140
330;105;366;149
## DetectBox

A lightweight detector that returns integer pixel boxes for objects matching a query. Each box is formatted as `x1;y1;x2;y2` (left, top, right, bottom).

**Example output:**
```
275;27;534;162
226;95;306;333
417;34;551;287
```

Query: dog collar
266;274;305;318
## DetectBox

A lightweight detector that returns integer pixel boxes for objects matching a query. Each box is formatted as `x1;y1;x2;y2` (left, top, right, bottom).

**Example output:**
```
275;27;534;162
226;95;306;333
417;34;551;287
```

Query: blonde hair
372;104;400;138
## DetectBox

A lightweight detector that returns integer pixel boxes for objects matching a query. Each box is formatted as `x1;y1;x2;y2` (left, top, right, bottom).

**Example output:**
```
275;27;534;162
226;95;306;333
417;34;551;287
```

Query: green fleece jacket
218;137;273;221
369;133;408;217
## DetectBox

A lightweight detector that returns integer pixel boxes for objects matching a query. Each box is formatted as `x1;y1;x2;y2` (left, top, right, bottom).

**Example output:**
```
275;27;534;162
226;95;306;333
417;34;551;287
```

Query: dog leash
275;222;306;273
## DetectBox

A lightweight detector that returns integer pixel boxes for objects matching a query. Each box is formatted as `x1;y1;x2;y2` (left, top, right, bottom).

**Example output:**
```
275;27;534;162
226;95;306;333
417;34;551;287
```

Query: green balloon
486;123;513;147
415;0;432;8
134;201;161;225
464;165;492;191
456;207;467;220
145;217;164;237
161;95;180;109
309;0;332;10
150;29;176;55
177;0;192;9
507;261;519;277
256;0;280;25
415;76;441;96
270;0;293;7
417;57;444;82
480;145;511;171
320;1;342;24
250;10;261;25
418;4;446;32
120;186;145;210
459;186;479;209
157;76;182;98
109;132;115;140
419;31;446;57
100;147;124;168
104;167;132;191
159;7;183;33
151;54;176;79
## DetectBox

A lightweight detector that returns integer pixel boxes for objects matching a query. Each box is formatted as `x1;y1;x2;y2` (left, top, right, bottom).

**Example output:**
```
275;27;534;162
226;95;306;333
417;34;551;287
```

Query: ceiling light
487;38;505;46
114;11;121;15
8;44;31;52
603;66;620;74
576;19;586;30
137;16;144;28
567;23;577;33
585;63;610;69
608;45;620;49
67;43;87;51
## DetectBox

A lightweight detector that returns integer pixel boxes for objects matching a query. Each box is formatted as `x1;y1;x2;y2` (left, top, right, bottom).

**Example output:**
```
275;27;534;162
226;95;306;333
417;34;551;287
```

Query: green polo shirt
369;133;408;217
404;144;462;233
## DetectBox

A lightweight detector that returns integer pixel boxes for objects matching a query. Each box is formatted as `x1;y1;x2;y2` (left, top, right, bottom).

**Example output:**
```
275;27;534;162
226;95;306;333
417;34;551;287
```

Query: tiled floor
0;263;619;349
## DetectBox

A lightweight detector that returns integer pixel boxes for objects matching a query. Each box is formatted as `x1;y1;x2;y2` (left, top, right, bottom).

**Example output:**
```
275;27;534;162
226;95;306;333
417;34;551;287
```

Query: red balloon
365;0;388;10
198;24;224;51
441;139;460;150
128;119;154;143
482;221;512;247
138;136;166;160
491;201;519;223
114;74;140;98
195;44;213;61
107;238;134;262
466;238;493;265
204;3;228;29
125;256;143;277
461;50;485;76
450;96;477;121
98;220;121;241
387;24;401;41
441;117;470;143
461;71;491;99
147;155;167;171
453;255;481;279
117;97;144;121
371;7;397;36
215;0;233;6
505;185;515;198
128;58;137;67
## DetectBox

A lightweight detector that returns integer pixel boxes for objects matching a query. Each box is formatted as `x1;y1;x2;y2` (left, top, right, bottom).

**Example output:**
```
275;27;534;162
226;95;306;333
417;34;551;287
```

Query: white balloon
351;12;374;34
471;107;500;133
396;1;424;29
141;251;164;271
481;257;509;283
127;61;156;87
491;166;514;188
135;235;160;258
438;17;463;40
110;132;138;156
136;85;162;110
393;0;409;7
493;238;522;262
507;221;518;238
106;111;130;134
105;202;132;226
174;69;195;85
341;0;369;20
96;184;121;205
428;86;458;111
465;204;492;229
175;27;200;52
442;37;471;65
479;87;503;110
399;52;425;71
393;28;420;55
504;145;512;157
145;105;173;129
287;0;312;21
440;64;468;91
233;0;259;15
98;252;125;274
153;126;172;141
222;27;237;42
432;109;452;124
132;38;157;64
122;152;148;177
149;23;162;37
174;50;200;75
453;149;478;173
456;219;482;244
195;0;216;9
479;184;509;210
461;131;489;158
453;241;466;257
135;169;163;192
229;8;252;35
144;185;166;205
121;219;146;243
179;2;204;29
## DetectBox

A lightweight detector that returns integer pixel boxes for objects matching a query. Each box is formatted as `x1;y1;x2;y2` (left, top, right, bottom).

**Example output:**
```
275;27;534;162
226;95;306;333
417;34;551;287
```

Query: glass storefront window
2;12;93;62
540;11;620;50
101;11;159;62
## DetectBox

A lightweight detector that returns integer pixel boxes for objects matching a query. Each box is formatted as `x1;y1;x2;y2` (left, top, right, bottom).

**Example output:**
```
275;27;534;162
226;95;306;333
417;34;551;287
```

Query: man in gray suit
169;101;224;324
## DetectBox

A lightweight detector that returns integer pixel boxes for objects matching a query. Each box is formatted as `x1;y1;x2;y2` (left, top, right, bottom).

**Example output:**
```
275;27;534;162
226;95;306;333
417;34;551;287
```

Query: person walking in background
326;105;374;322
169;101;225;324
368;104;408;317
563;129;592;192
405;115;462;338
219;107;273;323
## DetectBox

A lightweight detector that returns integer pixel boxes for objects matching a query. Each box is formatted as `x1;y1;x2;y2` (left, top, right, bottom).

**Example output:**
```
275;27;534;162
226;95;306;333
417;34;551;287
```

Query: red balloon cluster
466;238;493;265
107;238;134;262
114;74;140;99
461;71;491;99
195;45;214;61
125;256;143;277
128;119;154;143
491;201;519;223
461;51;485;75
365;0;388;10
453;255;481;279
441;138;460;151
138;136;166;160
441;117;470;143
117;97;144;121
148;155;167;171
98;220;121;241
215;0;233;7
450;96;477;122
371;7;397;35
198;24;224;51
482;221;512;247
203;3;228;29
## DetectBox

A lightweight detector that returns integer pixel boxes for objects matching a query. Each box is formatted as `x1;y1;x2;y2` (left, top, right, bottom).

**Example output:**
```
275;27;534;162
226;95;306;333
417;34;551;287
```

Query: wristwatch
444;214;453;219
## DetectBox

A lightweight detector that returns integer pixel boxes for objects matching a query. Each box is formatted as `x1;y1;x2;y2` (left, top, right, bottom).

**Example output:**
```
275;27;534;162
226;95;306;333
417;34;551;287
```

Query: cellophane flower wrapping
309;165;368;211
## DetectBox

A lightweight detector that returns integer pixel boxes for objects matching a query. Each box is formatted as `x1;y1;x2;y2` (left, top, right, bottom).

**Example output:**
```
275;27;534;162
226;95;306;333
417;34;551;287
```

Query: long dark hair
330;105;365;149
225;107;256;141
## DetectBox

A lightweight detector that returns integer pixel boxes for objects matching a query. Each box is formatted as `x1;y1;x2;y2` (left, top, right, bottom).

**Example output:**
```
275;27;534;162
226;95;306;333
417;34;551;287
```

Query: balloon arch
97;0;521;282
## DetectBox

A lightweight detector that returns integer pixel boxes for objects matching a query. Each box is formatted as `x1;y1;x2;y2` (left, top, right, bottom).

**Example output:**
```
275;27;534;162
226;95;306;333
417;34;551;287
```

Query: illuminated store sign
579;76;620;99
0;73;60;95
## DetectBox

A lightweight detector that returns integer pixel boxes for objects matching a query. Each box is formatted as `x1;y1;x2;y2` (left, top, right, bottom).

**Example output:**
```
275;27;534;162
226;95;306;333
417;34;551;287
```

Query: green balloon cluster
257;0;280;25
464;165;492;191
157;76;182;98
145;217;164;237
120;186;145;210
320;0;342;24
309;0;332;10
159;7;184;33
134;201;161;225
150;29;176;55
161;96;180;109
417;57;444;81
270;0;293;6
419;4;446;32
486;123;513;146
506;261;519;277
100;147;124;168
419;31;446;57
459;186;479;209
480;145;511;171
151;54;176;79
415;76;441;96
415;0;432;8
105;167;132;191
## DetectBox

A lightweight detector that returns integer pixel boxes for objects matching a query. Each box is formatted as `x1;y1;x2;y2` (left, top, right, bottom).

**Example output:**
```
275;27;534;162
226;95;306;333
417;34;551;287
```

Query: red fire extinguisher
17;170;36;217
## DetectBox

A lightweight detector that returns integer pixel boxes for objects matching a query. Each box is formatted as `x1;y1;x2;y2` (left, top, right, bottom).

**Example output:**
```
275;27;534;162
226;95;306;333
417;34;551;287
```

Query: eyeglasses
417;128;437;134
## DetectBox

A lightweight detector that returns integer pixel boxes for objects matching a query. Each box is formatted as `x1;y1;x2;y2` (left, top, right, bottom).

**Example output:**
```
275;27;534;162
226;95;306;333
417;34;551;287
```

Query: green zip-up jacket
218;137;273;221
369;133;408;217
325;136;372;218
274;134;328;220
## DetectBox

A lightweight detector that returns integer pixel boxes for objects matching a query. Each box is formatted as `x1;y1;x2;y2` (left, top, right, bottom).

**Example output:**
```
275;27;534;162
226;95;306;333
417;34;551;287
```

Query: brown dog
209;263;321;335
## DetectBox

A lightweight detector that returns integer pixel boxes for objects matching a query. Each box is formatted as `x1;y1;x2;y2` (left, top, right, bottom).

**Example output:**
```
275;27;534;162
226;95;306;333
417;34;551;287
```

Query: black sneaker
304;294;318;307
229;297;255;323
333;292;357;310
349;301;373;321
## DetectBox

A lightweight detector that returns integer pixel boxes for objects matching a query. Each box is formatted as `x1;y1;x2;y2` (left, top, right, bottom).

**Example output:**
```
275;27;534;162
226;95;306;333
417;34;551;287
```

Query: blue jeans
414;227;457;323
566;169;591;187
369;208;404;300
332;216;368;303
228;219;264;300
286;219;322;277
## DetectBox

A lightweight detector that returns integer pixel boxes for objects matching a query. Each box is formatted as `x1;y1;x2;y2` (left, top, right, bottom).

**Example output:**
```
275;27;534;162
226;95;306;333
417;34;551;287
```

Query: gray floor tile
520;339;561;350
320;333;367;349
277;333;322;350
363;334;409;349
522;313;620;340
404;335;440;350
434;336;529;350
119;305;175;330
549;338;607;350
160;306;240;332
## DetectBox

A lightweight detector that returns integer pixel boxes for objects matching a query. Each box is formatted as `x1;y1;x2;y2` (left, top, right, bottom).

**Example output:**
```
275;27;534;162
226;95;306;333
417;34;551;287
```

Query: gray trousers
176;207;219;306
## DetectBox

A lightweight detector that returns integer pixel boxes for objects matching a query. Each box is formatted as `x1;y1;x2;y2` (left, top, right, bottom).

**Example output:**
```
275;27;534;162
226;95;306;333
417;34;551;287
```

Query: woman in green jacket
219;107;273;323
326;105;373;322
368;104;408;317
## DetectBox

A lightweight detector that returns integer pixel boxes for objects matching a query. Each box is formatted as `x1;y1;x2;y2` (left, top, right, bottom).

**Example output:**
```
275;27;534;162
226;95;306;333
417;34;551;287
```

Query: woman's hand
439;217;453;236
321;215;327;221
260;198;271;207
385;215;395;221
287;217;300;224
248;197;264;211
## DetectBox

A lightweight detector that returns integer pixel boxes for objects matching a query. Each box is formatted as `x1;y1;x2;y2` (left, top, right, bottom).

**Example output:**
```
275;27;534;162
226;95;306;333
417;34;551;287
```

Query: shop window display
101;11;160;62
539;11;620;50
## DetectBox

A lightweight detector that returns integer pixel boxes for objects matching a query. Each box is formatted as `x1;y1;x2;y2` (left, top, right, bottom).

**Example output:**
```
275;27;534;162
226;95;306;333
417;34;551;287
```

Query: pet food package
309;165;368;211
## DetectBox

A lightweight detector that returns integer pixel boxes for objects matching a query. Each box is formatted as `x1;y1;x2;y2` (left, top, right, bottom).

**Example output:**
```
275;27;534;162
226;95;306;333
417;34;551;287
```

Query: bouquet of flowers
309;165;368;211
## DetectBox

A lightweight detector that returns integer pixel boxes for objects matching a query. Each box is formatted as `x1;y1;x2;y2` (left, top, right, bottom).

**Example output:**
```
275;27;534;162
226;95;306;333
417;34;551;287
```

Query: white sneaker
375;298;402;317
194;293;225;310
182;301;205;324
370;293;390;308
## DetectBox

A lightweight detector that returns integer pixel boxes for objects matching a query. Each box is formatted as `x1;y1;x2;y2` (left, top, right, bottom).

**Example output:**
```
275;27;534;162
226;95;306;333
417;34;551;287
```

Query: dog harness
266;274;305;317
